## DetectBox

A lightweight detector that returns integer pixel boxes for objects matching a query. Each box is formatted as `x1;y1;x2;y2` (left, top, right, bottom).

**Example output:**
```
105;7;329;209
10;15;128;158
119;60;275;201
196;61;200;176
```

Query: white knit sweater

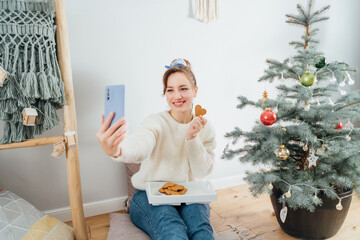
112;111;216;190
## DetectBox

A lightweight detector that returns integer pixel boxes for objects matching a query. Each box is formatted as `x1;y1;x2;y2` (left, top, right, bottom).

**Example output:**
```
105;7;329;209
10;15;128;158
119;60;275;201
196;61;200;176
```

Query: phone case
104;85;125;126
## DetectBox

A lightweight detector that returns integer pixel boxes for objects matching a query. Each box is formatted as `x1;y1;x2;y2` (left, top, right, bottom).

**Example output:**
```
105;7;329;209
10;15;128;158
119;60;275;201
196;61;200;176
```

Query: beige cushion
125;163;140;202
0;190;74;240
107;213;150;240
107;213;242;240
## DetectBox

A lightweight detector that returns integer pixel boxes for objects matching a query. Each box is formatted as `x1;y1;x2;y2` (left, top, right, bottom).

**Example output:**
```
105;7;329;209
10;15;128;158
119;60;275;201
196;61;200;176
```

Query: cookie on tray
159;182;187;195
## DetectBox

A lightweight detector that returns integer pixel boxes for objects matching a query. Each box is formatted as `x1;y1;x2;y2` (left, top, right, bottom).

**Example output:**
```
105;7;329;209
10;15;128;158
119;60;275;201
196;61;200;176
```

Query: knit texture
112;111;216;190
0;0;66;143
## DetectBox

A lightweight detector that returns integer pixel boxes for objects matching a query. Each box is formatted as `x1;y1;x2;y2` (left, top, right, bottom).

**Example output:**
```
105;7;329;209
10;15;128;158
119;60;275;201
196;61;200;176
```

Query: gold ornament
285;190;292;198
269;183;273;189
261;91;269;110
303;144;308;151
275;145;290;160
261;91;268;102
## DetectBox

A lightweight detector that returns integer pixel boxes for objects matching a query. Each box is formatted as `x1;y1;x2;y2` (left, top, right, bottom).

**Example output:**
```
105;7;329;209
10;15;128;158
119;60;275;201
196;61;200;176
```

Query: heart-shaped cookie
195;105;207;117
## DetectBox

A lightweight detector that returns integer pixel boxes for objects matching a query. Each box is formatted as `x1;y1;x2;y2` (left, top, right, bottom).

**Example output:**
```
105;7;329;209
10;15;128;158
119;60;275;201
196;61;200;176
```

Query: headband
165;59;187;69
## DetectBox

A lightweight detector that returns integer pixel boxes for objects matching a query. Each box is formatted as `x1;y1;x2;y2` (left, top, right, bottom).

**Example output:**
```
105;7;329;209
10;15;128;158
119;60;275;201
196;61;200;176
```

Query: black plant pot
270;188;353;239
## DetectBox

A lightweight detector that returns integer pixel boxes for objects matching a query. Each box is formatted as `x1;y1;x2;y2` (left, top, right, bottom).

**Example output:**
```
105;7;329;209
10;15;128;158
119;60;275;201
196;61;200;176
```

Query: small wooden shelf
0;136;65;150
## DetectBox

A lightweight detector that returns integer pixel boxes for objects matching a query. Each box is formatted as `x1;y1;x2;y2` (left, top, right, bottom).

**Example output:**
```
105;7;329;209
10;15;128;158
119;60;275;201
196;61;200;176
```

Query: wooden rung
0;136;65;150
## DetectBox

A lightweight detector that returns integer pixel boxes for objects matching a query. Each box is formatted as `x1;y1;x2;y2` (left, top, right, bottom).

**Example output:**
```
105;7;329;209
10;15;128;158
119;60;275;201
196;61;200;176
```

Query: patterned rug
214;224;267;240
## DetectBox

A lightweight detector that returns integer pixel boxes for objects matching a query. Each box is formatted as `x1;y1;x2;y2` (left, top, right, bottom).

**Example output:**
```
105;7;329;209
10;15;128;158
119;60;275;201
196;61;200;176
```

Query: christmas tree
223;1;360;212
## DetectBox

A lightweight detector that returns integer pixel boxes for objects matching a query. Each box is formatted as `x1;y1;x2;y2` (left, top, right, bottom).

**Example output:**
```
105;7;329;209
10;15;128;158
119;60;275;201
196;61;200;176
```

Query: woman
96;58;216;240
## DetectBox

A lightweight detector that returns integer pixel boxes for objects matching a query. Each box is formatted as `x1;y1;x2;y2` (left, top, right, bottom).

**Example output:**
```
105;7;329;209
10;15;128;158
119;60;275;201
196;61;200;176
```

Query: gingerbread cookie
195;105;207;117
179;188;188;195
162;182;176;189
170;185;184;191
159;182;187;195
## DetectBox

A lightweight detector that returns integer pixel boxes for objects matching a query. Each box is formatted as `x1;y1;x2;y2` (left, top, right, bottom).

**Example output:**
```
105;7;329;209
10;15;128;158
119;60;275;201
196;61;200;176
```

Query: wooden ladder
0;0;88;239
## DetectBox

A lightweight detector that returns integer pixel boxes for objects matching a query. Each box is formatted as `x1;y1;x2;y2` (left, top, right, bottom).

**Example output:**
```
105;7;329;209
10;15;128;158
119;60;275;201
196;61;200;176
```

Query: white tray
146;181;217;206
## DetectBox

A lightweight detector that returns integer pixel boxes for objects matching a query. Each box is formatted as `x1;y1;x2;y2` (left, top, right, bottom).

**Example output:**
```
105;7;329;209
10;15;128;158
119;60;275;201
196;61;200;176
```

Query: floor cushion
107;213;150;240
0;190;74;239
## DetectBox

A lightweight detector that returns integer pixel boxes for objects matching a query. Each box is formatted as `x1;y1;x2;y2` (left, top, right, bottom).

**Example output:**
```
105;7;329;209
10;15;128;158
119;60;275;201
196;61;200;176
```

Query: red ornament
335;122;343;130
260;109;277;126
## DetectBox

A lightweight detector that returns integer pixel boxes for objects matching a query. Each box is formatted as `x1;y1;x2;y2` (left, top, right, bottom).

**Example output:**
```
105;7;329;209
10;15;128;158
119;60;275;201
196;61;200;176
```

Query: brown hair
162;59;197;95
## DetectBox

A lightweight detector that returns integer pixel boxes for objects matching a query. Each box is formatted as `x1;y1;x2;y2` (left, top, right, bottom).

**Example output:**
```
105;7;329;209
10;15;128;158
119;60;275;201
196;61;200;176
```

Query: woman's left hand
187;115;207;140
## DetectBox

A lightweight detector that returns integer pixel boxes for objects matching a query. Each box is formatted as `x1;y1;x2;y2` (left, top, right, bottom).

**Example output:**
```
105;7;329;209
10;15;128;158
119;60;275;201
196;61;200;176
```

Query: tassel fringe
0;122;35;144
43;101;58;130
0;0;66;143
195;0;220;23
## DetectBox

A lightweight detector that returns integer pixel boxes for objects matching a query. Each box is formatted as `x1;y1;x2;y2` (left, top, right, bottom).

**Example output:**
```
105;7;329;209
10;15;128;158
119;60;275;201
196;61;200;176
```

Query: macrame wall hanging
195;0;220;23
0;0;66;144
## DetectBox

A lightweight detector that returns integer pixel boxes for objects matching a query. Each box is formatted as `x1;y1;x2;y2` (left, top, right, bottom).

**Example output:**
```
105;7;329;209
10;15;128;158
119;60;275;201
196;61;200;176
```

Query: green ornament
300;71;315;87
315;57;326;68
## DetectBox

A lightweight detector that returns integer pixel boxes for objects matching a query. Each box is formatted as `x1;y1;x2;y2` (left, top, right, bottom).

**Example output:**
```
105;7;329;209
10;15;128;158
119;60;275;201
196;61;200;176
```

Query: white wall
1;0;359;218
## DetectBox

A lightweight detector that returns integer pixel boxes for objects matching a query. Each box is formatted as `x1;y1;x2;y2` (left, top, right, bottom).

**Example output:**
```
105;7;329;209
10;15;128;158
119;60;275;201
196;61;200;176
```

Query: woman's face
165;72;198;114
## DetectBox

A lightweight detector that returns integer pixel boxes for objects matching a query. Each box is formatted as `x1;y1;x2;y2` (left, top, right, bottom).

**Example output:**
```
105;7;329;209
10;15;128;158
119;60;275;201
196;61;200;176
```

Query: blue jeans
129;190;214;240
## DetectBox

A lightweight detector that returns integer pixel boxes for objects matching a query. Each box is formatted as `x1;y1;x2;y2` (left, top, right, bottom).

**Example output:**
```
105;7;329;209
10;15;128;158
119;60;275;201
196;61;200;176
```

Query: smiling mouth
173;101;185;107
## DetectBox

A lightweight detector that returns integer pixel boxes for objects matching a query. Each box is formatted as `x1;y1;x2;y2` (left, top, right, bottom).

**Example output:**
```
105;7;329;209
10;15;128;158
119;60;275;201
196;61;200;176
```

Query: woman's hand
187;115;207;140
96;112;128;158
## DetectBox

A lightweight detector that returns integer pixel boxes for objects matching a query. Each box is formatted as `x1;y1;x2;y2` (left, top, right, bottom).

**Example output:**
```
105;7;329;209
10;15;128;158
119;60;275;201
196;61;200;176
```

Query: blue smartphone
104;85;125;127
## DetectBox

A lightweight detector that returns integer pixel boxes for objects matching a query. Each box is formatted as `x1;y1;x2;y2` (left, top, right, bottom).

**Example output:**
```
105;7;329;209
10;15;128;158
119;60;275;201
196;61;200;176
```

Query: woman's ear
194;86;198;98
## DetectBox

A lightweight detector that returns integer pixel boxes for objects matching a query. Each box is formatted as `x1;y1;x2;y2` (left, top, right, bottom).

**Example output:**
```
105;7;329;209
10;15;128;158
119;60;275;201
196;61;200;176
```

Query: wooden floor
66;184;360;240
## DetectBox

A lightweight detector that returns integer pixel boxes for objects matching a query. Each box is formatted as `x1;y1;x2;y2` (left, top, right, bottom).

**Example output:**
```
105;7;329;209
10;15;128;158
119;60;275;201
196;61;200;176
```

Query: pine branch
308;28;319;35
236;96;257;109
304;25;310;49
311;6;331;19
336;101;360;111
266;59;282;66
286;14;303;22
287;69;300;79
310;17;330;24
289;41;305;47
308;0;313;19
297;4;307;20
337;69;357;72
308;38;319;44
286;20;306;27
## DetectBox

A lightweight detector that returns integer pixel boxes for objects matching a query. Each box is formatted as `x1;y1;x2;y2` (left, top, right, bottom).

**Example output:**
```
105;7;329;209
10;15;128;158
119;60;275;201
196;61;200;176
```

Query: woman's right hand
96;112;128;158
